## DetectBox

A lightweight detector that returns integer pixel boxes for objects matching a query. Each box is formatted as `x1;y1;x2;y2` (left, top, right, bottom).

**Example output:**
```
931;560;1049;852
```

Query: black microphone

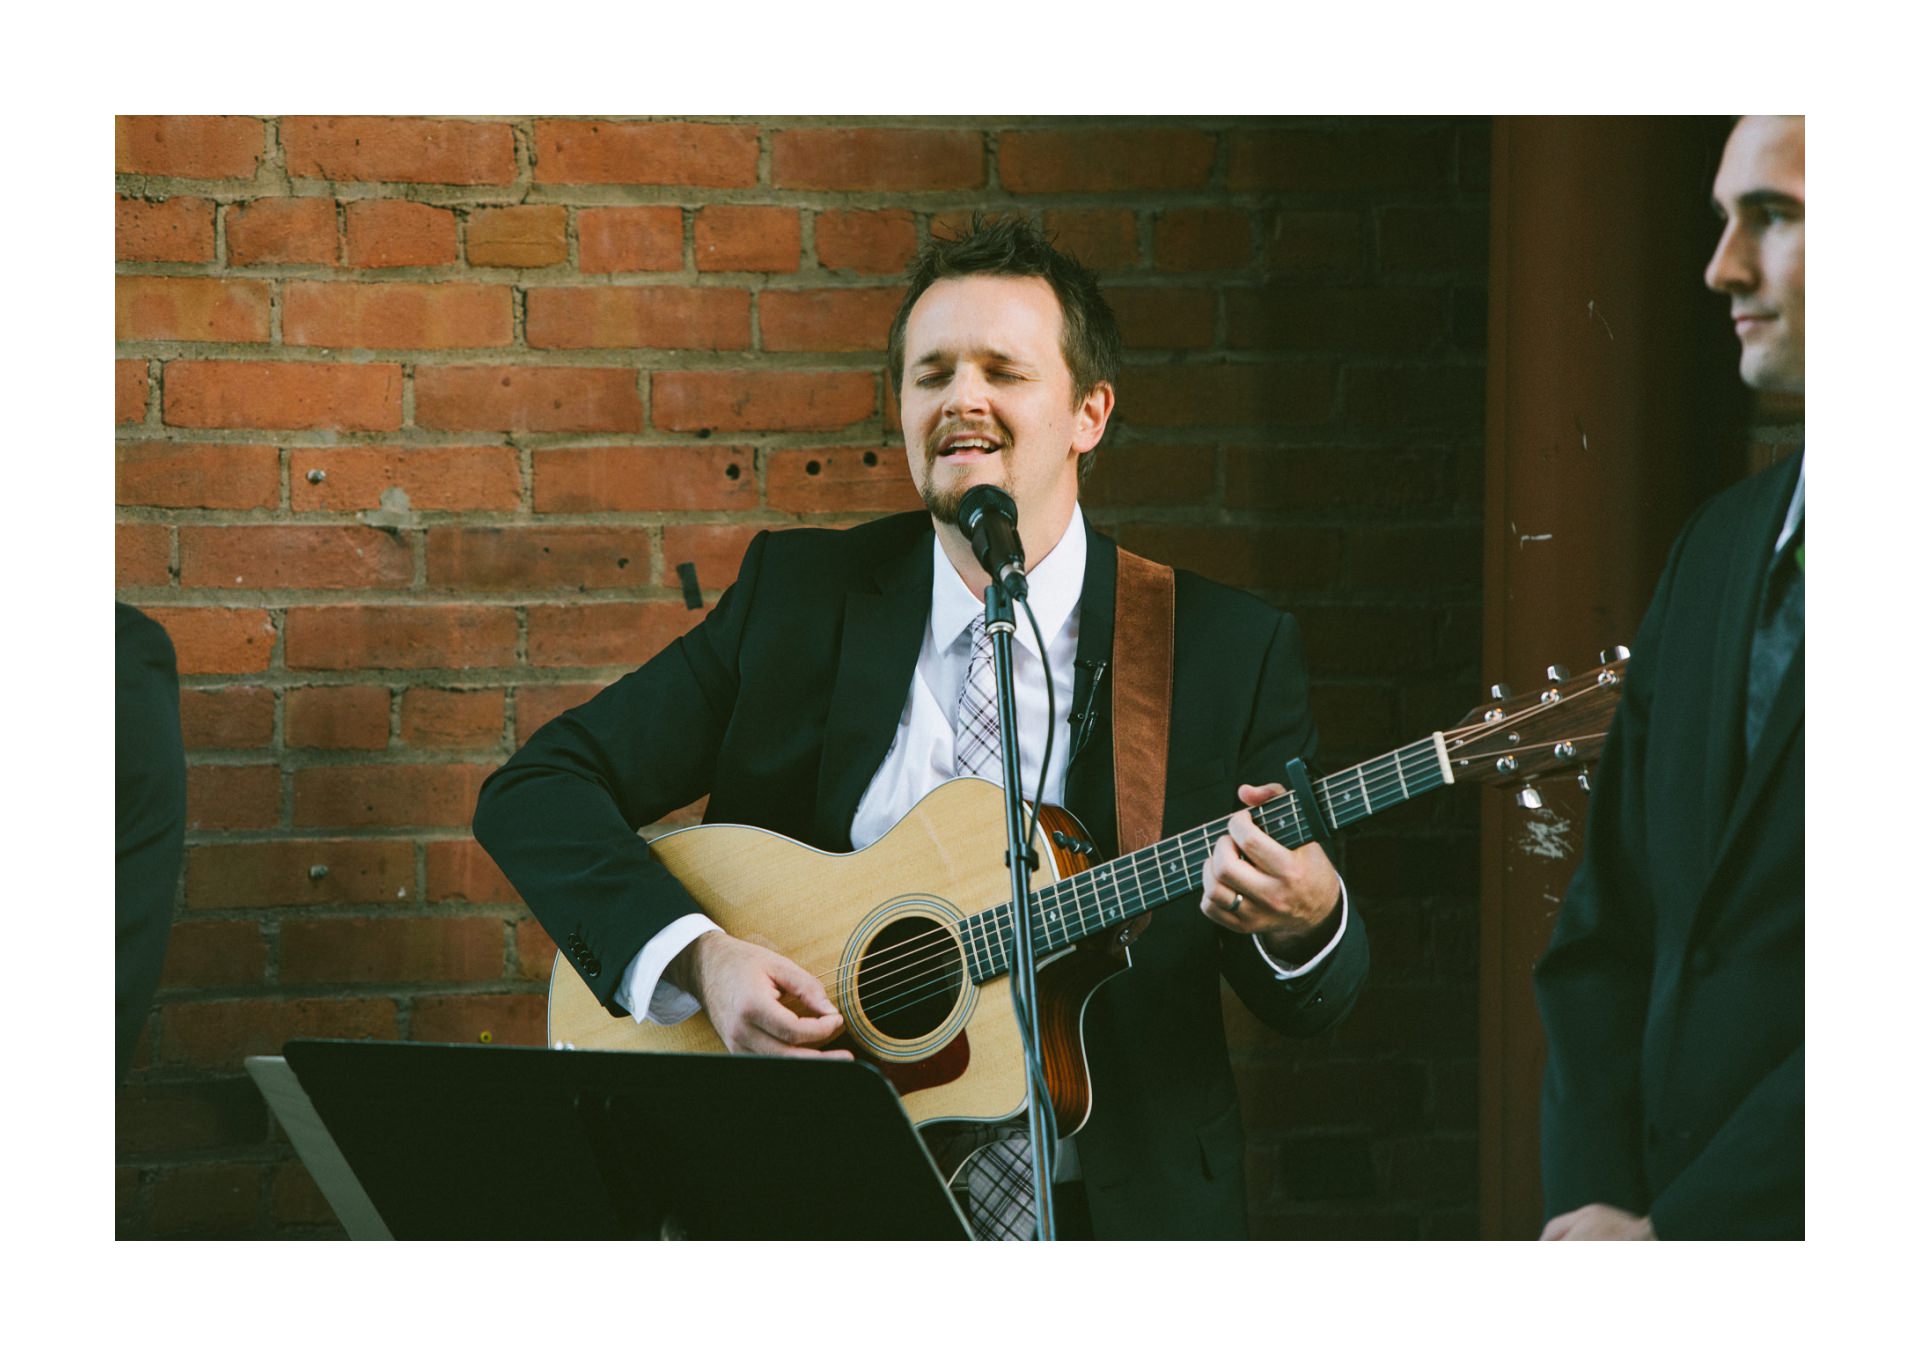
957;485;1028;600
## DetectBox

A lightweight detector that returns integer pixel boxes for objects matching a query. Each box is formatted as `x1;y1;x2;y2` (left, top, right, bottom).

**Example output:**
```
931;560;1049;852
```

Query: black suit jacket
476;512;1369;1238
1534;452;1804;1238
117;603;186;1081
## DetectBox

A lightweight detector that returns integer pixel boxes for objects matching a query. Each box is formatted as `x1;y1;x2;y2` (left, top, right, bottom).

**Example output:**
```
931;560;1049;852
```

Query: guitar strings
1437;675;1618;754
806;780;1327;998
808;747;1453;1012
850;769;1454;1028
815;741;1464;1010
831;676;1622;1028
843;760;1466;1029
850;769;1466;1029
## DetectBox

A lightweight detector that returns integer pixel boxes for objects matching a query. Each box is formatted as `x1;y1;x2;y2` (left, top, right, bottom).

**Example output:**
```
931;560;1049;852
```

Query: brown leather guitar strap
1108;547;1174;951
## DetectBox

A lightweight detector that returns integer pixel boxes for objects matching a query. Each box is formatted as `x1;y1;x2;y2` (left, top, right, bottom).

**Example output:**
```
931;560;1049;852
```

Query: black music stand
275;1040;972;1240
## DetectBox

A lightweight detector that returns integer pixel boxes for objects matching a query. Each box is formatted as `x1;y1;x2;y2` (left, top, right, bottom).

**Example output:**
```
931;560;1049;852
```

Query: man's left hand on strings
1200;782;1342;962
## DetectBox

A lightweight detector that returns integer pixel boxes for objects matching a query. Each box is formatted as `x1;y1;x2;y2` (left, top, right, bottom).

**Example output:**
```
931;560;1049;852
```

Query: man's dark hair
886;213;1121;412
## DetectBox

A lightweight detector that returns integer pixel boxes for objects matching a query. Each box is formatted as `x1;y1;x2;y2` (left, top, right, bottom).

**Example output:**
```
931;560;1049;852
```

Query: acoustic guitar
548;652;1629;1134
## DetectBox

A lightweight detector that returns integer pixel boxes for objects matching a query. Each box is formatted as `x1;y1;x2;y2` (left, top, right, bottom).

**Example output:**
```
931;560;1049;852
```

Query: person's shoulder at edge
117;600;178;668
1688;450;1802;542
747;510;933;578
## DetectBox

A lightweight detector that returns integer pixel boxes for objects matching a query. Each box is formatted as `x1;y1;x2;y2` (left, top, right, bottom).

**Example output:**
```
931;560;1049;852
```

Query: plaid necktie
928;1121;1037;1241
953;614;1003;781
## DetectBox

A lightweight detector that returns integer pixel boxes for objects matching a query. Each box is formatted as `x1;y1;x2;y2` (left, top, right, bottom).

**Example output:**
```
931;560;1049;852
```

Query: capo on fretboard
1283;757;1336;844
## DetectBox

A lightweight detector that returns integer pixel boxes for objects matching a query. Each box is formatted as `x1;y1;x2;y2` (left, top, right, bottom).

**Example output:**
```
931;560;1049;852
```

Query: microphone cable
1008;591;1060;1182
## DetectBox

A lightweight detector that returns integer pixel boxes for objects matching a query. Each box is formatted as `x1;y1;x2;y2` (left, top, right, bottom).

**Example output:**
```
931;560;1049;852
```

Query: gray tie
1745;522;1804;759
953;614;1002;781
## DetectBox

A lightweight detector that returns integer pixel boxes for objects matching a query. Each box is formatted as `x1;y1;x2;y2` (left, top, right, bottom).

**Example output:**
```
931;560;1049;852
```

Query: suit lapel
1065;524;1119;855
1696;454;1806;913
813;529;933;849
1700;508;1775;840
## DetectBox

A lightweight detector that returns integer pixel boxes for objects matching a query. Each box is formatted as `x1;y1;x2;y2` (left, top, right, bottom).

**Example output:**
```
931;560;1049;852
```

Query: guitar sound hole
857;916;963;1042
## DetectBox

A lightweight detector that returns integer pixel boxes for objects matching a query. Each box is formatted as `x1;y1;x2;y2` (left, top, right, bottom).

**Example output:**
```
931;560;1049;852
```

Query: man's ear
1071;381;1116;454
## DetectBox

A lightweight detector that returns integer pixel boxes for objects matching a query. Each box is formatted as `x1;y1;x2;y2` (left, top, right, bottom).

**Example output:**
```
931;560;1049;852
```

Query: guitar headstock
1445;648;1630;802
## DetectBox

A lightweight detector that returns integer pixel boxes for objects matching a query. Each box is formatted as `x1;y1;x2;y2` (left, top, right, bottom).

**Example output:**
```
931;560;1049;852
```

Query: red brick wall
115;115;1489;1238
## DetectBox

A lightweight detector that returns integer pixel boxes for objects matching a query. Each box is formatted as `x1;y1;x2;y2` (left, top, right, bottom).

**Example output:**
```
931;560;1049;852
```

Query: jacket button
585;959;602;978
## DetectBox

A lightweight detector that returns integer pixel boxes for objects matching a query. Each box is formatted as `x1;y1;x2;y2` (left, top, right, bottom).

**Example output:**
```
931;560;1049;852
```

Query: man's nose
1704;220;1754;295
943;365;991;417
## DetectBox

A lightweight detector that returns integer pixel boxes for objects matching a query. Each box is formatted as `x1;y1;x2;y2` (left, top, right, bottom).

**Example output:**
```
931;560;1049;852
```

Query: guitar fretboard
958;735;1450;983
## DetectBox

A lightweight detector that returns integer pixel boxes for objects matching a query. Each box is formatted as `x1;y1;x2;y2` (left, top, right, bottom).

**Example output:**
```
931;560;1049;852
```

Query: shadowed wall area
115;114;1489;1238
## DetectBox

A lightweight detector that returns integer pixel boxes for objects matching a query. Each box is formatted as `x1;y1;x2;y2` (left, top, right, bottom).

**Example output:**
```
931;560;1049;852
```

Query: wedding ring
1226;892;1243;914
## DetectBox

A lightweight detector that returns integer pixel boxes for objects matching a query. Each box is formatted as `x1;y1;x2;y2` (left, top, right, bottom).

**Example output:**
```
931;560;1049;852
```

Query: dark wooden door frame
1478;115;1749;1239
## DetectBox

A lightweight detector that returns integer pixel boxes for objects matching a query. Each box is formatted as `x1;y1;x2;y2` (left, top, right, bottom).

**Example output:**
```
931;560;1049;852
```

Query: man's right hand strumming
668;931;853;1059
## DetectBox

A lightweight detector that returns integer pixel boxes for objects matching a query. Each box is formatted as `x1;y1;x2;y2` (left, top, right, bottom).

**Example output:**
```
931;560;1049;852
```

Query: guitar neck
960;733;1452;983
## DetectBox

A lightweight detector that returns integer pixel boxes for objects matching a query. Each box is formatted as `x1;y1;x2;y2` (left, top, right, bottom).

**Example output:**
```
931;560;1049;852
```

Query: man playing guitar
475;216;1367;1239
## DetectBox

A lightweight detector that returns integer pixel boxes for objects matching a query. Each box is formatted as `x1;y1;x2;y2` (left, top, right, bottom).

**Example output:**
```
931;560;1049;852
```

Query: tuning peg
1515;785;1544;810
1601;645;1631;663
1489;683;1511;701
1577;766;1594;793
1546;664;1570;683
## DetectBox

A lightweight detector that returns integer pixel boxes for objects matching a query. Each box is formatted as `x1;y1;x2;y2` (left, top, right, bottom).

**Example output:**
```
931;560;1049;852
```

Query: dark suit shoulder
1676;452;1802;561
117;602;178;669
752;511;931;585
1169;566;1290;634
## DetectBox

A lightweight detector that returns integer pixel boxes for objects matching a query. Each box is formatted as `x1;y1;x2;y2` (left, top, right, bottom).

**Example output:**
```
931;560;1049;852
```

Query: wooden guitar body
546;777;1119;1133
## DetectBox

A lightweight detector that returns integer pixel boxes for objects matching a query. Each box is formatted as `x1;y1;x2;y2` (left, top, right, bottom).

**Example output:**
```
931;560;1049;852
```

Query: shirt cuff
614;914;723;1025
1251;873;1349;978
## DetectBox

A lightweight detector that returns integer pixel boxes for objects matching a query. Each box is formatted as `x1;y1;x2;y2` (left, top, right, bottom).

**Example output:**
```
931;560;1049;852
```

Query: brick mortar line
115;343;898;368
115;340;1484;369
138;114;1456;132
170;670;678;691
510;122;536;200
121;585;696;603
146;982;547;1014
118;428;913;448
160;968;547;985
189;755;514;773
120;179;1479;215
135;573;1459;603
125;503;883;526
119;505;905;525
128;536;1477;589
114;257;1490;286
118;278;1478;305
161;902;537;924
182;835;497;853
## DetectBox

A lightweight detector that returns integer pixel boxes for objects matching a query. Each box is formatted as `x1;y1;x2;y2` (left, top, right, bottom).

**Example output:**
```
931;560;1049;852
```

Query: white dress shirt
1774;454;1805;554
616;504;1347;1021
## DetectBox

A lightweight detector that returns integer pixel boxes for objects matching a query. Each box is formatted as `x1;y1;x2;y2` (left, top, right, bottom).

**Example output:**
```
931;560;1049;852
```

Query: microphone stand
982;577;1056;1241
